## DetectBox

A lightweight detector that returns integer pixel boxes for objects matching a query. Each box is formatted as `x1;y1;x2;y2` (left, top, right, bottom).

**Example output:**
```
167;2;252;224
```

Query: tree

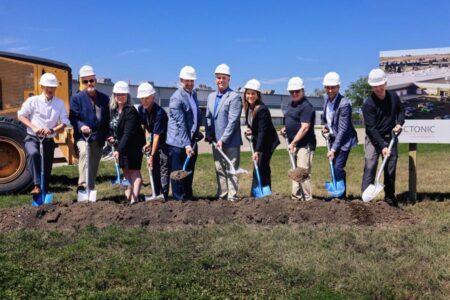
344;76;372;108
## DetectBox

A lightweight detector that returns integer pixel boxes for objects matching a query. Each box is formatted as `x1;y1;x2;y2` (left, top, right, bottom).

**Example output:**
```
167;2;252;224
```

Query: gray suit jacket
166;88;201;148
205;88;242;147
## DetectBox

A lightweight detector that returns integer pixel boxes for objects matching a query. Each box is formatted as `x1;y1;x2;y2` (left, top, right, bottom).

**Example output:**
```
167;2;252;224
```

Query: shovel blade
170;170;191;181
145;194;164;202
111;178;130;185
252;185;272;198
32;194;43;207
43;193;53;205
288;167;309;183
362;183;384;202
325;180;345;198
77;190;97;203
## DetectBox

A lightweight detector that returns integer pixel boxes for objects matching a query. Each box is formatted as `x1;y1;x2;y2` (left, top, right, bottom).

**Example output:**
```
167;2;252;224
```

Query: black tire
0;116;33;194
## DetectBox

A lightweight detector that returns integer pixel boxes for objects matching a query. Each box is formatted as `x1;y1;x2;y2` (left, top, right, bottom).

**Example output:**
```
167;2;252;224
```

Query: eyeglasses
289;90;302;95
82;79;95;84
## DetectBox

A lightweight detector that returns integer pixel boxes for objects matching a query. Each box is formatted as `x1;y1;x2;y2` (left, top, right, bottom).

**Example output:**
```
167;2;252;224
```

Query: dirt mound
0;194;416;232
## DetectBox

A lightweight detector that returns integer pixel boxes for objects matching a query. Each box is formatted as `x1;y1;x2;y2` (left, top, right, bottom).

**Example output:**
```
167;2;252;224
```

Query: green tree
344;76;372;108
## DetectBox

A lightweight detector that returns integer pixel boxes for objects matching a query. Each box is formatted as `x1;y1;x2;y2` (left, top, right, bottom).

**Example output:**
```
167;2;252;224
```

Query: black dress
245;102;280;188
110;105;145;169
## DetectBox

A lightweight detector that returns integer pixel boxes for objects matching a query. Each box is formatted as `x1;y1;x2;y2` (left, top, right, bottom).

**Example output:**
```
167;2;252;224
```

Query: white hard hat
215;64;231;76
244;79;261;92
39;73;58;87
79;65;95;77
137;82;155;98
179;66;197;80
287;76;304;91
368;68;387;86
323;72;341;86
113;81;130;94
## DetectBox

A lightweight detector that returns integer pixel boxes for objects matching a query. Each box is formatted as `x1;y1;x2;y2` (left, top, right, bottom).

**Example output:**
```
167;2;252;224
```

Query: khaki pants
77;140;103;189
212;146;240;200
291;147;314;201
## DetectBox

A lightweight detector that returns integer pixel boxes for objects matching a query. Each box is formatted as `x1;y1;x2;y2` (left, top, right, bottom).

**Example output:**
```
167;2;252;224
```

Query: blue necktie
214;95;221;115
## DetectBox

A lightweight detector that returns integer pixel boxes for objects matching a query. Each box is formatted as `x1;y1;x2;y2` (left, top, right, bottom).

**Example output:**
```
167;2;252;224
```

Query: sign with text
399;120;450;143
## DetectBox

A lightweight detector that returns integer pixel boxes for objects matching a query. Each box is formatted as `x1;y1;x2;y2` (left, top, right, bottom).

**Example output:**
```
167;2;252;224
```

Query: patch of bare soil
0;194;417;232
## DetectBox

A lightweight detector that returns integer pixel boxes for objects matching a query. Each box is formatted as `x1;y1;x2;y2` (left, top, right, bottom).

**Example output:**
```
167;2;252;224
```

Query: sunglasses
289;90;302;95
82;79;95;84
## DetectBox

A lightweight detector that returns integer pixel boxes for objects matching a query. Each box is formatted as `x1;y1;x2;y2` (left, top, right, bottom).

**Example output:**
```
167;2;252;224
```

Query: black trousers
361;136;398;200
251;151;274;191
151;144;169;200
24;135;55;191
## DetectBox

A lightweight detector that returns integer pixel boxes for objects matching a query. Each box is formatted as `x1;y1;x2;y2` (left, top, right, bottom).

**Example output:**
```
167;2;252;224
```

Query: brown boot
30;186;41;195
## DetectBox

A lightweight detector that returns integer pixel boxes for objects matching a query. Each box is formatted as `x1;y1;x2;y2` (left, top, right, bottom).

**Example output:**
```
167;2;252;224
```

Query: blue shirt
214;87;231;116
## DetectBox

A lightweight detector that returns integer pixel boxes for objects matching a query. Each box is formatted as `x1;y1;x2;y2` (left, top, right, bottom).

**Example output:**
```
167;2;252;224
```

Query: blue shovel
248;136;271;198
322;132;345;198
32;135;53;207
110;144;130;187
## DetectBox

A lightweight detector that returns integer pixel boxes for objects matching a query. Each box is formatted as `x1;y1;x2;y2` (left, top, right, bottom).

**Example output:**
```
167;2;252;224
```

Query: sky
1;0;450;94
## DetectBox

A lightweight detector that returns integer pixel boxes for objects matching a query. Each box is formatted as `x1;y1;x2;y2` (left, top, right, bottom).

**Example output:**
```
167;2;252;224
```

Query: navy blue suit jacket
69;90;110;144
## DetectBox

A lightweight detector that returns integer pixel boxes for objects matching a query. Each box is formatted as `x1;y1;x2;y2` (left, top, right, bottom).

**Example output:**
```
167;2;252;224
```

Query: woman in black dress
243;79;280;193
108;81;145;203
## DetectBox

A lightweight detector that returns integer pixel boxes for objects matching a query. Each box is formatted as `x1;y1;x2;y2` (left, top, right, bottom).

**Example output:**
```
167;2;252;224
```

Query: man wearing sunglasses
280;76;316;201
69;65;111;192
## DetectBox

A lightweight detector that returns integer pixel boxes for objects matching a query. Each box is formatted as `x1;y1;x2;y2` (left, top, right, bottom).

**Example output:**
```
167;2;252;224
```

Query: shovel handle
213;142;237;173
182;155;191;172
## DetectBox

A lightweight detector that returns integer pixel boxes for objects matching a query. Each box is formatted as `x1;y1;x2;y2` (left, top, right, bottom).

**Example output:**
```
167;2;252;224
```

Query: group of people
18;64;404;206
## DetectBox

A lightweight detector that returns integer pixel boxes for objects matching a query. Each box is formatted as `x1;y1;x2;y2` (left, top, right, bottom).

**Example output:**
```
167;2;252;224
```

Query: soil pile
0;194;416;232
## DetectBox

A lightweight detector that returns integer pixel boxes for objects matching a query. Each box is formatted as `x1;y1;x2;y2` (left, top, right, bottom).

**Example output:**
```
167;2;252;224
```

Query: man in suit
69;65;110;192
321;72;358;200
205;64;243;201
166;66;202;200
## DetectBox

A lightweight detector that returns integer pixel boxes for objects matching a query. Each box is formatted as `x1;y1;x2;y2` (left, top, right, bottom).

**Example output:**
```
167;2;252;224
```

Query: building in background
72;79;325;125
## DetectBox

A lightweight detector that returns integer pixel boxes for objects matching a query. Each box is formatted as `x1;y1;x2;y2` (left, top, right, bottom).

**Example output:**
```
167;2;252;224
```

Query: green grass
1;144;449;298
1;201;449;299
1;144;449;207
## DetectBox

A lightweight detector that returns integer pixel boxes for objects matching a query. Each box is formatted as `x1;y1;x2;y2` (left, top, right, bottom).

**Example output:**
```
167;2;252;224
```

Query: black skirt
119;149;143;170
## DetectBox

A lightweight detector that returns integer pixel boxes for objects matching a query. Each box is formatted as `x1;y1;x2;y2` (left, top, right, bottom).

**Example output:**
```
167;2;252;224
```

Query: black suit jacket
112;105;145;154
245;103;280;153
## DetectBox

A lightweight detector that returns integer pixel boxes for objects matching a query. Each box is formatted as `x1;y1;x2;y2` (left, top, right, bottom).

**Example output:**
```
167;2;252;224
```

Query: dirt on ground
0;194;417;232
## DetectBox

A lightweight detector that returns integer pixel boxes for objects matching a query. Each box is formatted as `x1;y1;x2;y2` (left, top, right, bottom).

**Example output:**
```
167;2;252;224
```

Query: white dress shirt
17;93;70;136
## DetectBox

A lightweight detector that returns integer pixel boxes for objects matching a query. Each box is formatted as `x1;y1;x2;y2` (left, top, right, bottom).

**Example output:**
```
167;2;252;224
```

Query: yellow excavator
0;51;76;194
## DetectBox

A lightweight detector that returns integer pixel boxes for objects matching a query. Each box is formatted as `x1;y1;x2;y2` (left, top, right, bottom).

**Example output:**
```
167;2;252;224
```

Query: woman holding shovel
243;79;280;196
107;81;145;204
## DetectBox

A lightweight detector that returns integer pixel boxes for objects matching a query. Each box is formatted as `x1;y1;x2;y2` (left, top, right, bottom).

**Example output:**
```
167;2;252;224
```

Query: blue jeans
169;145;197;200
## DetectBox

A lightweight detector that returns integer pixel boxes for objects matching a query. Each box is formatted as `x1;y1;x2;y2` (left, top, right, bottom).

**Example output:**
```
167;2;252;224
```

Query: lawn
0;144;449;299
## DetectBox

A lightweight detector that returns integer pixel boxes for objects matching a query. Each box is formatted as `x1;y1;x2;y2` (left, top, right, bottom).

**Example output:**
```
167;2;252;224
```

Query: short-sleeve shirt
17;93;70;136
138;103;168;143
284;97;316;150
